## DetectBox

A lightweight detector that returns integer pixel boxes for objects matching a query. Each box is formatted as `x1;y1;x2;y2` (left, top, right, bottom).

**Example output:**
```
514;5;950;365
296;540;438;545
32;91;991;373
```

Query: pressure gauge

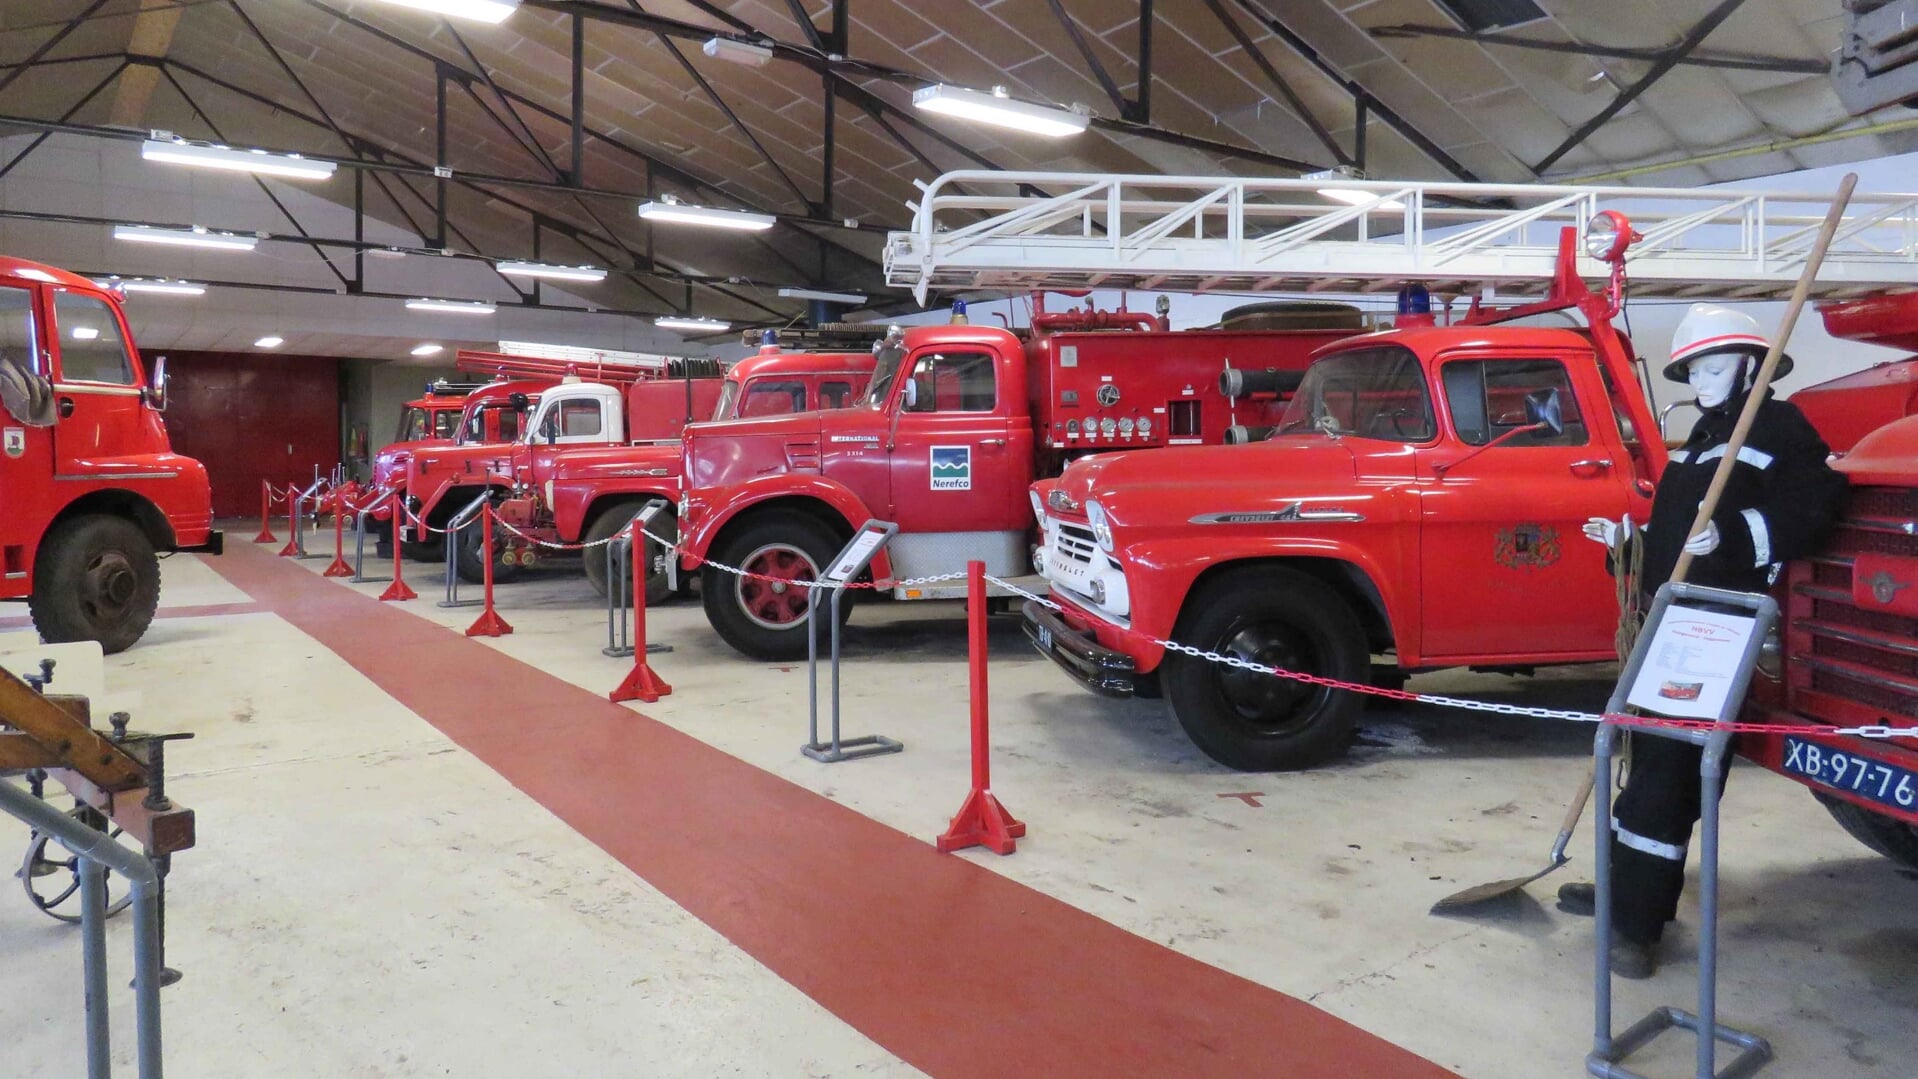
1066;419;1080;437
1118;417;1134;438
1100;417;1118;438
1137;417;1152;438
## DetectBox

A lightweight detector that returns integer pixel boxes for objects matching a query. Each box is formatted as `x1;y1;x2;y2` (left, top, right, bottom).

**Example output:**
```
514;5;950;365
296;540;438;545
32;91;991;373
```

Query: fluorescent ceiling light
365;0;517;23
495;260;607;282
141;138;336;181
703;36;773;66
1302;166;1406;212
638;198;775;231
113;224;258;251
70;326;99;340
778;287;868;305
912;84;1089;138
411;343;444;357
654;316;730;333
95;277;206;296
254;335;284;349
407;298;497;315
367;247;408;260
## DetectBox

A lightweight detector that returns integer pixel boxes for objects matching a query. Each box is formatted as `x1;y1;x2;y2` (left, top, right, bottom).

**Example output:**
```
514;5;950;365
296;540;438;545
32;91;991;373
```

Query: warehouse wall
160;350;342;517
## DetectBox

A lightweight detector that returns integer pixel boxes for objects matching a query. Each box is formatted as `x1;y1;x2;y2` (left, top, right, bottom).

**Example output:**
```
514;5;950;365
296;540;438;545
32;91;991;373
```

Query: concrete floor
2;532;1915;1077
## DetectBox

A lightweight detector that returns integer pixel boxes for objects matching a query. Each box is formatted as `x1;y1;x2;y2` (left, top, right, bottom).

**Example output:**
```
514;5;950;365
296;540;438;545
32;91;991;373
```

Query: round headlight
1583;209;1636;263
1085;499;1114;552
1029;489;1045;521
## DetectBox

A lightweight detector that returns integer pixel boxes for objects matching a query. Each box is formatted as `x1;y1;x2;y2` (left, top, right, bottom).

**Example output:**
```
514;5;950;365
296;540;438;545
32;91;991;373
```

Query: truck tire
582;502;675;607
454;512;524;585
29;515;161;655
1815;791;1918;871
1162;567;1368;771
701;512;846;661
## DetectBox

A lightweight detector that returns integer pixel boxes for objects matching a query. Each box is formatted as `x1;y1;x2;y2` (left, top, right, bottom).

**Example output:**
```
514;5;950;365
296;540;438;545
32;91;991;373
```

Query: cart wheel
19;807;132;924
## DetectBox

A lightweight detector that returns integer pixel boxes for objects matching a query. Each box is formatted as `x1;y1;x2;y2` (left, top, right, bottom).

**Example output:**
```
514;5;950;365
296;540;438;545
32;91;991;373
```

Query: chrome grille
1054;523;1098;566
1791;487;1918;723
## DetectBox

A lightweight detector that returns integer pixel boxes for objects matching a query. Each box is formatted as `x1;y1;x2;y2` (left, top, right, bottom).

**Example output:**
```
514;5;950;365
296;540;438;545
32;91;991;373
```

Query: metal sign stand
1588;582;1779;1079
603;501;675;659
802;520;903;763
437;491;490;609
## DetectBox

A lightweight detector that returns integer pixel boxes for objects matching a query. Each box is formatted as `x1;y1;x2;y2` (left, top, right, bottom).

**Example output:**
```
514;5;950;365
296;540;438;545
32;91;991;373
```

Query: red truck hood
683;410;833;488
1054;436;1359;512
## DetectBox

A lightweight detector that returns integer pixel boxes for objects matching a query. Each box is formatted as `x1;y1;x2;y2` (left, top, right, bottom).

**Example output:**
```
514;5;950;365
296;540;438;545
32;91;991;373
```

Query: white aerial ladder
885;171;1918;305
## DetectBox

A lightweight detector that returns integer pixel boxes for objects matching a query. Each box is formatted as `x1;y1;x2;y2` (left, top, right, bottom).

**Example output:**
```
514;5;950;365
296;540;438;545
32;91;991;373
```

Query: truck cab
0;256;219;652
371;378;544;493
1022;228;1666;771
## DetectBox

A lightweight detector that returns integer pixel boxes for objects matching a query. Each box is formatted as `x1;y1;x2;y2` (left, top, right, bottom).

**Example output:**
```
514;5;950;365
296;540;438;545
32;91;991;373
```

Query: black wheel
701;511;847;661
29;515;160;655
1815;791;1918;871
20;806;132;924
400;536;443;562
582;502;675;606
1162;567;1369;771
454;511;523;585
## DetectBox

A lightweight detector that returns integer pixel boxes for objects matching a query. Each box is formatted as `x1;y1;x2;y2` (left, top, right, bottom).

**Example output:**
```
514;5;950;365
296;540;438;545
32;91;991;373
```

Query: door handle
57;396;74;419
981;438;1007;446
1568;458;1611;473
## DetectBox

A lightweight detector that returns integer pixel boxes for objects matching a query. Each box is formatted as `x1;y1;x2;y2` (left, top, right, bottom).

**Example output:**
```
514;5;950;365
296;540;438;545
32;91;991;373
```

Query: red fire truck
1738;294;1918;870
369;377;550;560
405;346;872;600
1023;225;1667;771
0;256;220;653
395;380;486;447
675;302;1364;660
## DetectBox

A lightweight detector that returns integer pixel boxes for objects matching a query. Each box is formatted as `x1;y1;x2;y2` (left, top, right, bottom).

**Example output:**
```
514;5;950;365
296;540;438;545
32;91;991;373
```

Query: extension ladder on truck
885;171;1918;304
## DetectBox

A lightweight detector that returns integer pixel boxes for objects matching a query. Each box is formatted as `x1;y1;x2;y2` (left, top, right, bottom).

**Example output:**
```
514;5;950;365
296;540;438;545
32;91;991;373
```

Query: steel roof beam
0;0;116;99
1200;0;1347;167
1530;0;1750;174
1372;23;1828;76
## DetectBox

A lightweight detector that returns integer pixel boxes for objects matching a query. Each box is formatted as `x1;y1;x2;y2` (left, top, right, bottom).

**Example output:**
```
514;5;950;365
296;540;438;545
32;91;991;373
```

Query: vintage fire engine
395;379;487;446
368;377;551;559
0;256;220;653
405;344;872;599
1739;293;1918;870
675;301;1360;659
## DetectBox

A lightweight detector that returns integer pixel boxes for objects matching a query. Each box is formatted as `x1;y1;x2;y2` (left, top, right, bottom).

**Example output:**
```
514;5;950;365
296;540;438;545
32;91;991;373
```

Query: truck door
1418;355;1629;661
526;389;612;487
47;289;147;470
0;283;52;570
887;346;1023;535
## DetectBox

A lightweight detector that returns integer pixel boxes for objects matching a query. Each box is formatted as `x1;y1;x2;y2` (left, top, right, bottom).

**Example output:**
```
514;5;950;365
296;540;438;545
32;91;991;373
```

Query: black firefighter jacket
1640;388;1848;596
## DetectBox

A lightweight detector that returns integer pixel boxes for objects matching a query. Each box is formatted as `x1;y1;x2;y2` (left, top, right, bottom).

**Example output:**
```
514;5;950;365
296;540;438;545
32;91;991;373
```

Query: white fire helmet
1662;302;1791;383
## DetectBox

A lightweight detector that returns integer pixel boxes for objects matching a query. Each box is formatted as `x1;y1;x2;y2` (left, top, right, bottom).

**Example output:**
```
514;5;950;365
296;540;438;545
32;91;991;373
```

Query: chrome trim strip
1802;656;1918;696
1189;502;1365;525
1795;619;1918;659
52;383;145;397
54;471;179;481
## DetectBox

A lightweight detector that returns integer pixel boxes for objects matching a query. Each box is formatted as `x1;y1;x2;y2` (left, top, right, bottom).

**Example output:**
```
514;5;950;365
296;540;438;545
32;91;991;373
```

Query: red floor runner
207;542;1457;1079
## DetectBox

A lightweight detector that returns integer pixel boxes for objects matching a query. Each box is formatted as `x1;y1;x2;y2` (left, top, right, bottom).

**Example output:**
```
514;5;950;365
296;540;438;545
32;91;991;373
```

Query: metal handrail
439;489;493;608
350;486;399;583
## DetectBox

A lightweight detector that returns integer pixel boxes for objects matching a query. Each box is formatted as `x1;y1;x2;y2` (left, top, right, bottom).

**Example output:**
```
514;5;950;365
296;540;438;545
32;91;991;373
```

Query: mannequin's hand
1582;516;1620;549
1684;521;1720;556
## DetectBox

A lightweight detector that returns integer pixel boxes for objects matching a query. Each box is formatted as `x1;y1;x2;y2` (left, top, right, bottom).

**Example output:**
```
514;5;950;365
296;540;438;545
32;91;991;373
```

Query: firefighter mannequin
1566;303;1846;978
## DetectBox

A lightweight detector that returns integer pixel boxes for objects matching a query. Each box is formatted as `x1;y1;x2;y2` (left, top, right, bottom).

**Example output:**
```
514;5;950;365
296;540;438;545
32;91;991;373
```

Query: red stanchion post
610;523;672;703
379;507;418;602
464;506;514;637
935;559;1025;855
276;484;302;558
322;488;353;577
253;479;278;543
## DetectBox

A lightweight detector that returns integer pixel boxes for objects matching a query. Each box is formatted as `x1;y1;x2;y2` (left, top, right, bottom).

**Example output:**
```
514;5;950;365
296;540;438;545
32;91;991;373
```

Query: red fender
679;474;894;582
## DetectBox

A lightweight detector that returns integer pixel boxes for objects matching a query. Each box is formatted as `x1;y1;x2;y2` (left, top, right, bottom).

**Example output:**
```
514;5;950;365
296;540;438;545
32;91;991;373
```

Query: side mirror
145;355;170;411
509;392;529;411
902;378;919;410
1523;387;1563;437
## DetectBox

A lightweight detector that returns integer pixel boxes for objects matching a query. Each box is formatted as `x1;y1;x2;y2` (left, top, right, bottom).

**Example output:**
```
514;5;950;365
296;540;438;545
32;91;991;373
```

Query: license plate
1036;624;1054;652
1782;736;1918;814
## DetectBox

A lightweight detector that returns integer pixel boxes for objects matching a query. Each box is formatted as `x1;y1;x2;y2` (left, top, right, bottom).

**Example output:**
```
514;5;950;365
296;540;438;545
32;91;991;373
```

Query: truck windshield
861;340;906;409
1276;346;1434;442
397;406;427;442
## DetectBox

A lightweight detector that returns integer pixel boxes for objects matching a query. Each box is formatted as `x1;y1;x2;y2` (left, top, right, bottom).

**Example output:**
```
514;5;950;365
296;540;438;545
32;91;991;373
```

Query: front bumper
1022;598;1136;698
183;529;224;556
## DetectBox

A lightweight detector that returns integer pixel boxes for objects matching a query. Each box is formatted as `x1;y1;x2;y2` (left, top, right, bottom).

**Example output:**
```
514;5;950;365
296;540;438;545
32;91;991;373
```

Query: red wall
159;351;341;518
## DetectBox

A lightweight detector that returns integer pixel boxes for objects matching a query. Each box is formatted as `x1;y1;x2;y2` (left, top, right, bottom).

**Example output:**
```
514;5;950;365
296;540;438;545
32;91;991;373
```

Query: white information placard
825;528;887;583
1625;604;1759;719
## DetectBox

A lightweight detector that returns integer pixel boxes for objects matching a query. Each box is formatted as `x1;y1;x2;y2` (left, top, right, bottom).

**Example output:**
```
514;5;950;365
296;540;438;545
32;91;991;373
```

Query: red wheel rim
735;543;820;629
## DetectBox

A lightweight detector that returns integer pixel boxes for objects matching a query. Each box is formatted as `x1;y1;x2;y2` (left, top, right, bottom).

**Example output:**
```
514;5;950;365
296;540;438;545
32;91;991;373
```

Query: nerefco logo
930;445;971;490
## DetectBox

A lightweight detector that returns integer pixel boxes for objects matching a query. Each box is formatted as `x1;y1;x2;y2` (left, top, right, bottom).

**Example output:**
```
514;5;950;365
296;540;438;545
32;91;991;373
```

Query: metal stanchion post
464;506;513;637
252;480;277;543
935;559;1025;853
322;490;353;577
609;504;674;703
379;507;418;602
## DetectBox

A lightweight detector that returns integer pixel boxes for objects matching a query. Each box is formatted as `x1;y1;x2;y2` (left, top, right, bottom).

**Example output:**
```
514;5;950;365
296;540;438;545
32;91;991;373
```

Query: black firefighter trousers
1607;733;1734;945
